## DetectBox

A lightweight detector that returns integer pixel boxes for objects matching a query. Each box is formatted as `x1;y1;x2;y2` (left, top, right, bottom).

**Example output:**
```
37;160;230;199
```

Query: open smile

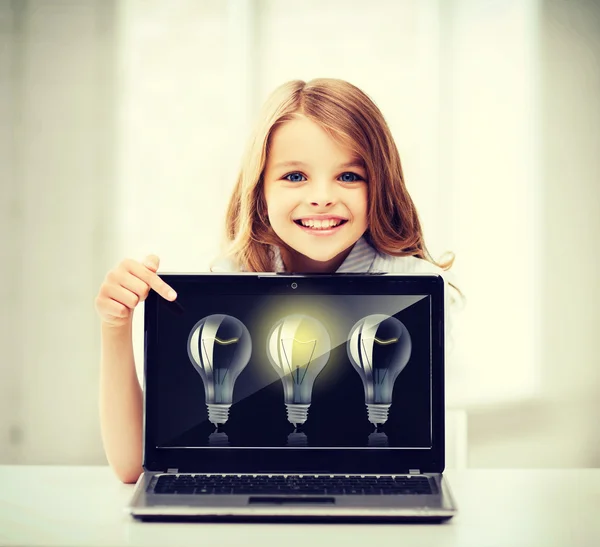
293;216;348;235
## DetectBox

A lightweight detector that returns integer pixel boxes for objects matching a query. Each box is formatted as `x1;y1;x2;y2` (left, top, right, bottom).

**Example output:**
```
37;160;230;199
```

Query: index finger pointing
152;275;177;301
143;269;177;301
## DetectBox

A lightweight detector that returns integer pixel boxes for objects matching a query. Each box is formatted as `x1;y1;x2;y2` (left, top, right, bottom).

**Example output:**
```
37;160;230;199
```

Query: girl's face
263;116;368;272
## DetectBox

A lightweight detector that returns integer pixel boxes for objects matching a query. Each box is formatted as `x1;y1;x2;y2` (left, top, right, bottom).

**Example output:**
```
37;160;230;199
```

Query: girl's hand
95;254;177;329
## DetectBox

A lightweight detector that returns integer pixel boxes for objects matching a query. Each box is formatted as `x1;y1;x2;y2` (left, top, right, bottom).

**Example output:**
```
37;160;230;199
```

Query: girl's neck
279;245;353;273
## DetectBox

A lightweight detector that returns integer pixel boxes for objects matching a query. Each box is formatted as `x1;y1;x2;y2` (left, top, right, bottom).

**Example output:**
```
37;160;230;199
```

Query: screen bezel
143;273;446;474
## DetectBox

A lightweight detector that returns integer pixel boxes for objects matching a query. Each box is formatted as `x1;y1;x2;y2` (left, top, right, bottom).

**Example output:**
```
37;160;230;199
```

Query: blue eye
284;172;306;183
339;172;362;183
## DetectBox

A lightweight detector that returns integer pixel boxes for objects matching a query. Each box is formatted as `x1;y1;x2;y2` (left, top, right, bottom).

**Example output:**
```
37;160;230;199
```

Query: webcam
291;282;298;289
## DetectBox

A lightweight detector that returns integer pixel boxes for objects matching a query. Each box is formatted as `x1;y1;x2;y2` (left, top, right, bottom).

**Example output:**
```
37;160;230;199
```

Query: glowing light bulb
266;314;331;427
346;314;412;426
187;314;252;426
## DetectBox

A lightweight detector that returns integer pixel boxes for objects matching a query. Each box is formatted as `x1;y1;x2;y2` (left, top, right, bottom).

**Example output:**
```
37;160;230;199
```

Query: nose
308;179;335;208
311;198;333;207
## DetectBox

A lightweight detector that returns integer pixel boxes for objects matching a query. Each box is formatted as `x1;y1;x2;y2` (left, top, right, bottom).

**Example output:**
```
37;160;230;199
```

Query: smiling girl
95;78;460;483
216;79;455;277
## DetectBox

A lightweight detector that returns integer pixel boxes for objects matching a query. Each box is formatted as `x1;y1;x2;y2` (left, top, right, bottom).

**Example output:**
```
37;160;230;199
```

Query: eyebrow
272;160;366;170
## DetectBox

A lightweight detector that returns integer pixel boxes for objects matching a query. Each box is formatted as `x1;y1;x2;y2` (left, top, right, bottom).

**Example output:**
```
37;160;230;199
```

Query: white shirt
269;235;450;276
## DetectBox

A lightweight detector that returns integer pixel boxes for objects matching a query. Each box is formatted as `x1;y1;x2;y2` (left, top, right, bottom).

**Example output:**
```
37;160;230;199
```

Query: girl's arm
95;255;177;483
99;321;143;484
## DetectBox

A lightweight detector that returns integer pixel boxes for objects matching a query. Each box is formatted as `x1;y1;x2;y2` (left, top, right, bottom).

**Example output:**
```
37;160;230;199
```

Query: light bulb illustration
346;314;412;427
187;314;252;426
266;314;331;427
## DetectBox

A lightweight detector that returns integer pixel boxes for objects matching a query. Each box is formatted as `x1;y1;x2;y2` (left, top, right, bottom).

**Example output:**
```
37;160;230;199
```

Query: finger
114;271;148;300
127;260;177;301
142;254;160;272
97;297;130;319
103;283;141;310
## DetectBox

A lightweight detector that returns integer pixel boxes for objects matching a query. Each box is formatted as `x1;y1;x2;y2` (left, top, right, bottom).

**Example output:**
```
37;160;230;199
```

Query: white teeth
299;219;343;229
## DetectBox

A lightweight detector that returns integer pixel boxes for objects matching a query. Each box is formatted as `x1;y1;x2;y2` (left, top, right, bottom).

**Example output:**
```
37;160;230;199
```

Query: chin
292;242;350;264
301;250;341;263
275;225;364;266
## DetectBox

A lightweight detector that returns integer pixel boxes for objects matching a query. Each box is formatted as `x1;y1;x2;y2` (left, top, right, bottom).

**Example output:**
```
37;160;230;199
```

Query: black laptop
127;273;457;522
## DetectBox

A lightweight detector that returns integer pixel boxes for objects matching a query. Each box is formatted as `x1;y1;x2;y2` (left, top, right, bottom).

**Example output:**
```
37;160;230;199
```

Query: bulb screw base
286;404;310;426
366;404;391;426
207;403;231;425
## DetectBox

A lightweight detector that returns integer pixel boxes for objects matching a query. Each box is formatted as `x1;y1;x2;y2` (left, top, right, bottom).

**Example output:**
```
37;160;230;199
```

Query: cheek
352;187;369;220
265;187;296;218
263;183;278;215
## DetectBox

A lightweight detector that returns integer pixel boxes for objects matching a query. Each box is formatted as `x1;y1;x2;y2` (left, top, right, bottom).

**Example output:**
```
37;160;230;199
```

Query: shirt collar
271;236;378;273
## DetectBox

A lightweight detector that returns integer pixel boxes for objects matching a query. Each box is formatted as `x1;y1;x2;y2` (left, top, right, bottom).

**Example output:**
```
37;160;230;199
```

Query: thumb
143;254;160;272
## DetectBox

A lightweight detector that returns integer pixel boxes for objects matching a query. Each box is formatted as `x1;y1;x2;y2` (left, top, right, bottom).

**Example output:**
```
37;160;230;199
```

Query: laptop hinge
409;469;421;475
166;468;178;473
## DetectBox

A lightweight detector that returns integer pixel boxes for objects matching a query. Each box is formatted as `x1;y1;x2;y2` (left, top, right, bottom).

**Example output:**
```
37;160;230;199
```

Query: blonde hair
218;78;456;275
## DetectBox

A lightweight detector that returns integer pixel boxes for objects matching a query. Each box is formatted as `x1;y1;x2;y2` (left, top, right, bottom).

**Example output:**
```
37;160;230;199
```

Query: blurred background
0;0;598;468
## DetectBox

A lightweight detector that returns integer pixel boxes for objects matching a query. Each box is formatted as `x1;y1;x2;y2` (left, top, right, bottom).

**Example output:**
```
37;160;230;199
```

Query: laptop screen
144;274;445;473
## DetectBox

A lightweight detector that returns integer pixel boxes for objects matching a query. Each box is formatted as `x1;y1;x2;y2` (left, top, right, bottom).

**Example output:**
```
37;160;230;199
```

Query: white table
0;466;599;547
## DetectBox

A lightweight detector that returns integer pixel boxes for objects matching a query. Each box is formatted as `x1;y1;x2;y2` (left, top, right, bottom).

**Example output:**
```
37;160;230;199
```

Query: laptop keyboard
153;474;433;495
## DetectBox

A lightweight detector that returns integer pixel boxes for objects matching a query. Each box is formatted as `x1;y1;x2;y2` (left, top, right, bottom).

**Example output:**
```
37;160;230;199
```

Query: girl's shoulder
209;255;242;272
372;252;463;308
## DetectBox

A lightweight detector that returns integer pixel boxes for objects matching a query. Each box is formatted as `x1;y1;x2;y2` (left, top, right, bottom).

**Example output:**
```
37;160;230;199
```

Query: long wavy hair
217;78;456;276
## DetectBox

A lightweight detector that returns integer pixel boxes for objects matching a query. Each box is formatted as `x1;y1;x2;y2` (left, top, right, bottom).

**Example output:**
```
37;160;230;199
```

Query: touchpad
248;496;335;505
